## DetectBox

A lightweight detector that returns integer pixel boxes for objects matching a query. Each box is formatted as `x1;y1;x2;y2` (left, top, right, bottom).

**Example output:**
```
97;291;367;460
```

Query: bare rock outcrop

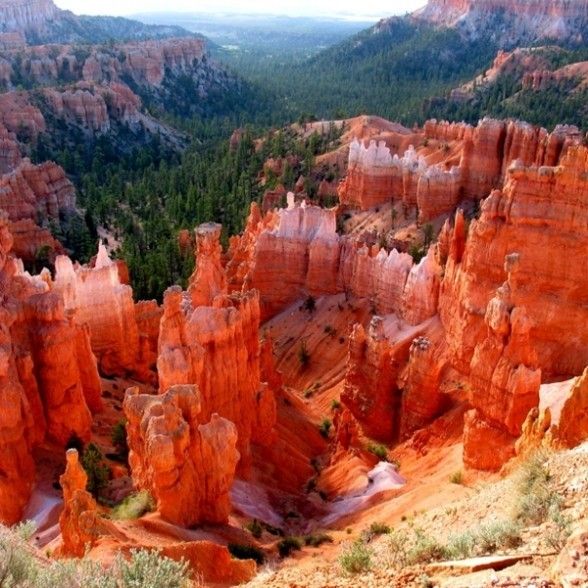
53;243;141;378
158;223;276;472
440;146;588;469
124;385;239;527
338;119;581;222
0;215;101;523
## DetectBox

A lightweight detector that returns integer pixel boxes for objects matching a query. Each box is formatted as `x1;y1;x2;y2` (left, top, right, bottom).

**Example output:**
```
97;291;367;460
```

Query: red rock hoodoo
124;384;240;526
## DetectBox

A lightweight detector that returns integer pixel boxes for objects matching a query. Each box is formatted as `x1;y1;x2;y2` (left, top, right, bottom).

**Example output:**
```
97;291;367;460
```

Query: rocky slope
0;0;193;45
0;111;587;587
413;0;588;46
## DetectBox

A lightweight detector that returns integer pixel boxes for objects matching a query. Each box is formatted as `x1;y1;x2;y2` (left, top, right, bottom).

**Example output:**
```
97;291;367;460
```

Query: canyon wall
0;0;59;38
228;197;440;323
0;38;206;91
413;0;588;45
52;243;142;377
439;146;588;468
338;118;581;222
158;223;276;472
0;215;101;524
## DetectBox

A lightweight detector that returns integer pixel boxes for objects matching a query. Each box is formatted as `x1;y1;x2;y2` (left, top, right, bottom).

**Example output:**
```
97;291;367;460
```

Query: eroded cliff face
228;196;441;323
158;223;276;472
124;385;239;527
0;147;75;262
226;122;588;472
0;38;206;91
338;118;581;222
0;0;59;39
52;243;142;378
413;0;588;45
0;215;101;524
440;146;588;469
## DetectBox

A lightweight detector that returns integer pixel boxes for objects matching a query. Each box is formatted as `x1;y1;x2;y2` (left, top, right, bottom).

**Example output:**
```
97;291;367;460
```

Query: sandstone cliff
0;215;101;524
413;0;588;46
439;146;588;469
158;223;276;472
53;243;141;378
339;118;581;222
124;385;239;527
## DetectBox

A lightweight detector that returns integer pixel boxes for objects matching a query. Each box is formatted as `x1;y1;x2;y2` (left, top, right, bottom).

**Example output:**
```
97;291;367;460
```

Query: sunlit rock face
413;0;588;45
158;223;276;473
339;119;581;222
124;385;240;527
440;146;588;469
228;198;440;323
58;449;103;558
53;243;141;378
0;215;101;524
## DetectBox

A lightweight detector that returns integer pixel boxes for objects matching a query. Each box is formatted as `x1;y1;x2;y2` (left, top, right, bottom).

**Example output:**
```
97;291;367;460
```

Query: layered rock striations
439;146;588;469
0;38;206;91
0;156;76;260
0;158;75;222
413;0;588;45
338;118;581;222
52;243;141;378
0;215;101;524
124;385;239;526
158;223;276;472
0;0;59;38
228;197;441;323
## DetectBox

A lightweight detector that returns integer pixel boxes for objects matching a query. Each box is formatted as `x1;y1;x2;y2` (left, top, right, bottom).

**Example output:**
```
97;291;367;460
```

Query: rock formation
158;223;276;472
413;0;588;45
439;146;588;469
58;449;104;557
338;119;581;222
0;0;59;39
0;214;101;524
124;385;240;527
228;198;440;323
0;159;76;222
52;243;141;378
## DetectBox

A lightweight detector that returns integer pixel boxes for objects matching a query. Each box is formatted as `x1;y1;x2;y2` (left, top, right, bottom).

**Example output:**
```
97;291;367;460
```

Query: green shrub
385;529;409;568
369;522;391;536
545;503;572;550
118;549;190;588
111;491;154;520
244;519;263;539
278;536;303;558
477;520;522;553
449;470;463;485
81;443;109;496
319;419;332;439
331;399;342;411
339;540;372;574
304;533;333;547
0;530;191;588
407;530;448;564
324;325;337;337
297;342;311;368
228;543;266;565
111;420;129;459
446;531;475;560
302;295;317;313
514;451;560;526
367;443;389;461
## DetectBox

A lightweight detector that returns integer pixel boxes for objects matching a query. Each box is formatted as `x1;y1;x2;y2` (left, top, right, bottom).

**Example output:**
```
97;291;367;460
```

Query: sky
53;0;427;20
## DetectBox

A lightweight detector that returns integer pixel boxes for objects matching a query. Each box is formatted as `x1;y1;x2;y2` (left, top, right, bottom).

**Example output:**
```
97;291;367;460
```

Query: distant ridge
0;0;196;44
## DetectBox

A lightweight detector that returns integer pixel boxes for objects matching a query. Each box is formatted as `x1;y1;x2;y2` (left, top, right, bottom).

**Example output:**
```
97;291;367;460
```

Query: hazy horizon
53;0;427;21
